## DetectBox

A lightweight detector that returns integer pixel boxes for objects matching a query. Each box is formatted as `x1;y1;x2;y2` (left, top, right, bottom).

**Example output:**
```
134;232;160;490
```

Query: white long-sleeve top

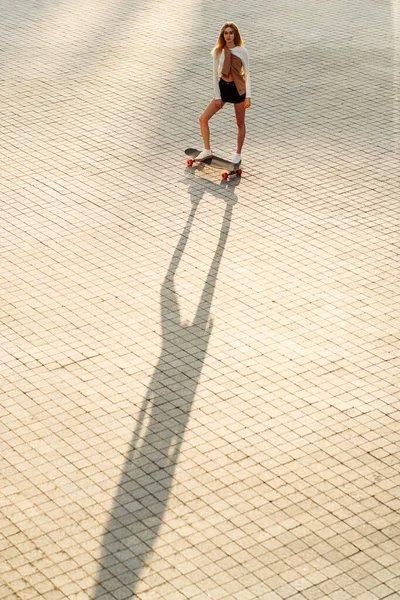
213;46;251;100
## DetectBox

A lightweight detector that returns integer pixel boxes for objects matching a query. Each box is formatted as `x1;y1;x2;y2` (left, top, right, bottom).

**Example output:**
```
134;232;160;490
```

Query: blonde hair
212;22;244;57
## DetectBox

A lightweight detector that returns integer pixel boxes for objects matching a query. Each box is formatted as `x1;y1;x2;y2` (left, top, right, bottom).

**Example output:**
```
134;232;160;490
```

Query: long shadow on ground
94;179;237;599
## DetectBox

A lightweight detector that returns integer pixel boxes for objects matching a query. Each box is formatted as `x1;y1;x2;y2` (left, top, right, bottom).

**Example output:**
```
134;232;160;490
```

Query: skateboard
185;148;243;181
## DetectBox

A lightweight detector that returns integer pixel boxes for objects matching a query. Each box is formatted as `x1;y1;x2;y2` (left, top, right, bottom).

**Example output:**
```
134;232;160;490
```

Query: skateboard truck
221;168;242;181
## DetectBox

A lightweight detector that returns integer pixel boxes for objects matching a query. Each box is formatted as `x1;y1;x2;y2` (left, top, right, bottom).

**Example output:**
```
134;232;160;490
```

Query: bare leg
199;99;224;149
234;102;246;153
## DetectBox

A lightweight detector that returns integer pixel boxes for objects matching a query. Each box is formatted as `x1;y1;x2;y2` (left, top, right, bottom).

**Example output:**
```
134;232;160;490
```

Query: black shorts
219;79;246;104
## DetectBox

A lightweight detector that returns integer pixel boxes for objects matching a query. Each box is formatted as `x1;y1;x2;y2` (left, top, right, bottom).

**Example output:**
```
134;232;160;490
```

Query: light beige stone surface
1;0;400;599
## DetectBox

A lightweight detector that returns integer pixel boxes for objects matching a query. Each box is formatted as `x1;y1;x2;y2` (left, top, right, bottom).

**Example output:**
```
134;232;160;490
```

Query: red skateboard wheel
222;172;229;180
186;159;194;166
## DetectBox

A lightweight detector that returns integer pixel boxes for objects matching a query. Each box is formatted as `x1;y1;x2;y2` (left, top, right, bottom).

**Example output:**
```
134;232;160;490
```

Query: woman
196;22;251;165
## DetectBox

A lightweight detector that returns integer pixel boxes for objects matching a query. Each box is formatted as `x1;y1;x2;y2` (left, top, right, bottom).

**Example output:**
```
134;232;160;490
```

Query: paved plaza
1;1;400;599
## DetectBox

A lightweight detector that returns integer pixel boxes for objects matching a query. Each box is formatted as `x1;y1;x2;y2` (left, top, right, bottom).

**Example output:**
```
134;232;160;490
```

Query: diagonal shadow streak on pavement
93;180;237;599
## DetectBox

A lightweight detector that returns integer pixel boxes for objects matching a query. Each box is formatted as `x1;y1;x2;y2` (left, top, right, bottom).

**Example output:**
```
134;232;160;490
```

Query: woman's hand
244;98;251;109
215;99;224;109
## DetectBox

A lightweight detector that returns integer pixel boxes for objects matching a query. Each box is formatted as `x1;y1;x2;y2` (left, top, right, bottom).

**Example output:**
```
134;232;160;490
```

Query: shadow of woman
93;179;237;599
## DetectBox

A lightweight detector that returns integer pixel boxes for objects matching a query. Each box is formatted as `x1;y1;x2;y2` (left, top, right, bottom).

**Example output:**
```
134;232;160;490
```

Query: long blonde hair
212;22;244;57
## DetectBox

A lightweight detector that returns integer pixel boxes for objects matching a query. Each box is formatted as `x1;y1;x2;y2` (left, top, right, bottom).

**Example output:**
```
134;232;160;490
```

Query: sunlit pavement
1;1;400;599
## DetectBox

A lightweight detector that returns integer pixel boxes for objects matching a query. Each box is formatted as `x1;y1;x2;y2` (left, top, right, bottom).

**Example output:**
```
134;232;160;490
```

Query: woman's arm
241;48;251;100
213;50;223;100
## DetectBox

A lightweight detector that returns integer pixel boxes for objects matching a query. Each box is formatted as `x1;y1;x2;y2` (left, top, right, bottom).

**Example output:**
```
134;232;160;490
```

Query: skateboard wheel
186;159;194;166
237;169;242;176
222;172;229;180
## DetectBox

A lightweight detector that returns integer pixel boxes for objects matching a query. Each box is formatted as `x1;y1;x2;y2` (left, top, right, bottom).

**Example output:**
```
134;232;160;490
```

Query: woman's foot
195;148;213;161
232;152;242;165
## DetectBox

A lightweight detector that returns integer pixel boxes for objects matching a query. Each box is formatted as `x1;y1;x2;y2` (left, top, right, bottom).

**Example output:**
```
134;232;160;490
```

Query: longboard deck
185;148;241;171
